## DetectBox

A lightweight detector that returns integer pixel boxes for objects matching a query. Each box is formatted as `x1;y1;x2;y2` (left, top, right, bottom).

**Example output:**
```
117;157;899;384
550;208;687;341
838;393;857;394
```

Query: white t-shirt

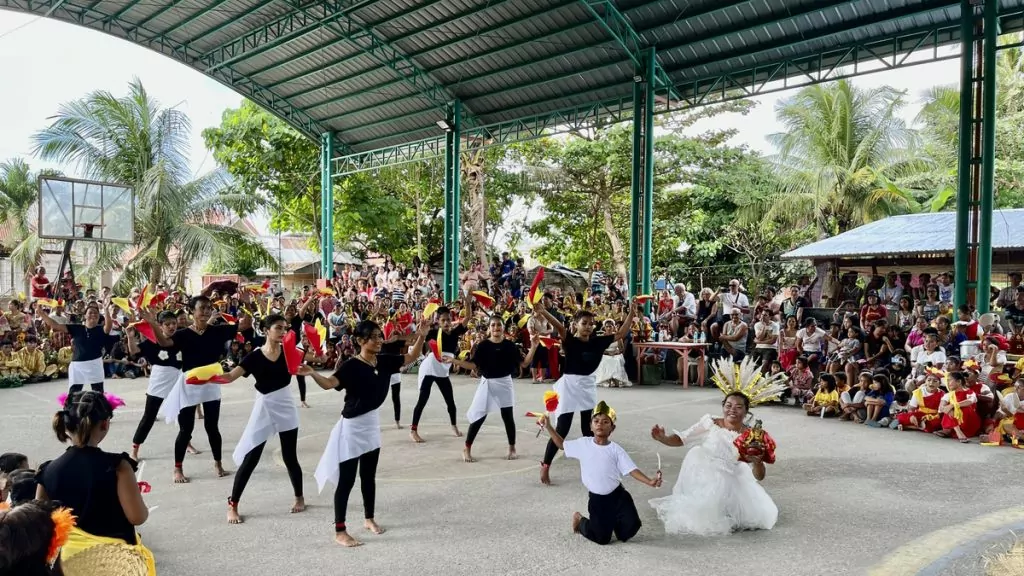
910;345;946;369
720;291;749;315
673;292;697;317
563;437;637;496
753;321;780;349
796;327;824;353
1001;392;1022;415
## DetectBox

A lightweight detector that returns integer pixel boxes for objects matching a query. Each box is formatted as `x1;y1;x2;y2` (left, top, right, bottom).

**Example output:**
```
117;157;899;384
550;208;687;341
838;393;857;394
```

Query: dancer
194;314;304;524
37;303;114;392
446;316;541;462
537;401;662;545
410;301;469;442
382;332;414;429
286;298;318;408
126;311;181;461
896;368;945;432
302;318;427;547
534;297;636;485
146;296;237;483
649;358;784;536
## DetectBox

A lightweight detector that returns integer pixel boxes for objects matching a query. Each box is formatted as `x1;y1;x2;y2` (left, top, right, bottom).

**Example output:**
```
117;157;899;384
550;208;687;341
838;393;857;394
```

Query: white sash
146;365;181;399
314;409;382;493
466;375;515;423
553;373;598;415
68;358;104;387
232;386;300;466
417;352;454;389
390;373;401;386
158;372;221;423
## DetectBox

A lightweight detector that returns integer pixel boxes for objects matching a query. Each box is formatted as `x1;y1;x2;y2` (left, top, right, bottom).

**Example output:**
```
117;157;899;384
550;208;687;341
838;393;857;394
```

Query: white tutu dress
594;341;630;387
649;414;778;536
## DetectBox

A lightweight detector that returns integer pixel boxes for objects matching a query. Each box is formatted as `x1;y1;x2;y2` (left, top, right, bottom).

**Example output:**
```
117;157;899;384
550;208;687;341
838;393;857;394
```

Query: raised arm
103;304;115;335
36;308;68;333
650;424;684;447
539;413;564;449
520;339;541;368
614;300;639;341
297;365;340;390
534;299;566;339
138;308;174;348
403;317;431;366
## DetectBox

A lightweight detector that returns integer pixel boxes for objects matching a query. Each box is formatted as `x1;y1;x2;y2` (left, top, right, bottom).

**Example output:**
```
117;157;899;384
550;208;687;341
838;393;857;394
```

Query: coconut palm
31;78;274;289
0;158;61;273
753;80;930;235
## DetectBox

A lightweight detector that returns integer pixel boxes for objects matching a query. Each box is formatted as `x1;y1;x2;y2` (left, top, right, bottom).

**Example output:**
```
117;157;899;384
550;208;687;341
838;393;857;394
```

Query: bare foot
540;464;551;485
571;512;582;534
395;421;403;430
452;425;462;438
410;430;425;443
214;462;231;477
301;401;310;409
187;444;201;455
364;519;385;535
290;497;306;514
334;531;363;547
462;447;476;463
197;407;204;420
506;447;518;460
227;505;243;524
173;468;190;484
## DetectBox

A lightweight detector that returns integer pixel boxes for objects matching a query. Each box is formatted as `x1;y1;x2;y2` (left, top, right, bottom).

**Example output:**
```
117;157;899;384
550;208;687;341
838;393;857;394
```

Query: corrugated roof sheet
782;210;1024;259
6;0;1024;154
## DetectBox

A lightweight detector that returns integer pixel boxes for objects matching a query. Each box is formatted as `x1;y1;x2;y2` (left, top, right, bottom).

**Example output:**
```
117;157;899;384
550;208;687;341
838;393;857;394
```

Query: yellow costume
57;346;73;375
0;349;19;377
61;527;156;576
15;347;46;379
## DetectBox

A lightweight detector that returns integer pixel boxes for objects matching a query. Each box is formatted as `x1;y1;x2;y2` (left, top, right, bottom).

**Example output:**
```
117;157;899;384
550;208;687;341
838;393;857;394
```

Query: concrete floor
3;375;1021;576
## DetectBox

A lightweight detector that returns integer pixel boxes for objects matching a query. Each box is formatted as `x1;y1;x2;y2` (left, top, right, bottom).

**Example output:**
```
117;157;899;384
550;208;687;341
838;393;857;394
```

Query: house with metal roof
781;209;1024;276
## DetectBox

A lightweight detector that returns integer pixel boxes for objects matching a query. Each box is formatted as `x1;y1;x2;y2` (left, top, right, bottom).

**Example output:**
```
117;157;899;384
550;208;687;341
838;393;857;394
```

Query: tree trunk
462;149;488;267
600;200;627;277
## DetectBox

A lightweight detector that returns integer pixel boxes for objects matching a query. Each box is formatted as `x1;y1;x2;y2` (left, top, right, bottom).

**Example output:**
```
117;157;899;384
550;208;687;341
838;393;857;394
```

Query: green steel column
953;0;974;310
443;100;462;302
641;47;655;298
629;68;643;298
320;132;334;279
977;0;998;313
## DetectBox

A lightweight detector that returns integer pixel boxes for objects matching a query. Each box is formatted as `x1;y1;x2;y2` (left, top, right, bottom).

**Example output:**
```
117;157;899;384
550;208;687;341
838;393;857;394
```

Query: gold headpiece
593;400;616;423
711;357;788;406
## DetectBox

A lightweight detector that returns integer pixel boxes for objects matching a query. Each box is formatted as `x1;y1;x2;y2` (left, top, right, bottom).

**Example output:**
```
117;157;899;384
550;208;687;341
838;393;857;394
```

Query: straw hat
62;543;149;576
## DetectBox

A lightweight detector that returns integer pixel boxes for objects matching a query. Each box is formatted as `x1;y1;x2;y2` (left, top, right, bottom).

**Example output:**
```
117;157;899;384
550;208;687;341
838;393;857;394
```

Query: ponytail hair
52;391;113;446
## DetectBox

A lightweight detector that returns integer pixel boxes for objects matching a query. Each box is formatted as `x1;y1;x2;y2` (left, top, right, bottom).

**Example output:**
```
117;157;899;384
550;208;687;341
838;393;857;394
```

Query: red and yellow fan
423;298;442;320
471;291;495;308
129;321;158;344
633;294;655;304
527;269;544;308
526;391;560;437
303;322;322;353
538;336;559;349
427;328;443;361
282;330;304;375
185;364;231;384
219;313;237;325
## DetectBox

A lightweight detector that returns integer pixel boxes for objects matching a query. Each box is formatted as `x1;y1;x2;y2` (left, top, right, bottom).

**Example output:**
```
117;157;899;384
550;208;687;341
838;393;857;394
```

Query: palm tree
754;80;929;234
0;159;60;273
31;79;274;289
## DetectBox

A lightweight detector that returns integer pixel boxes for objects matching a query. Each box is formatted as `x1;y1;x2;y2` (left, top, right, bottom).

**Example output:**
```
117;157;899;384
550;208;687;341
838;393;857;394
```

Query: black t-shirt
471;339;522;379
172;324;239;371
240;327;265;347
864;333;892;365
37;446;136;544
66;324;108;362
240;348;292;395
563;333;615;375
380;340;405;355
334;354;405;419
1006;304;1024;326
289;314;313;337
137;340;181;368
427;324;468;355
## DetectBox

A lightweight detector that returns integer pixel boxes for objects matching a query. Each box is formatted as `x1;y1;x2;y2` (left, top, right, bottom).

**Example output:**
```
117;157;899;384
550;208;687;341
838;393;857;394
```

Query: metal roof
4;0;1023;161
782;209;1024;260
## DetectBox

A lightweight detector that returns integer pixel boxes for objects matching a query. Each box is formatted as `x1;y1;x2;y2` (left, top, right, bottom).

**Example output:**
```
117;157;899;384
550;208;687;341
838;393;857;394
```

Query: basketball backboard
37;176;134;243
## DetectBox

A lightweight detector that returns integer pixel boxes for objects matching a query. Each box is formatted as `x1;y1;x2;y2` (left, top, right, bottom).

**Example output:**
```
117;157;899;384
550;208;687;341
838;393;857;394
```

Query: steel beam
443;101;462;302
578;0;675;99
321;131;335;278
629;48;655;299
954;0;974;310
976;0;998;313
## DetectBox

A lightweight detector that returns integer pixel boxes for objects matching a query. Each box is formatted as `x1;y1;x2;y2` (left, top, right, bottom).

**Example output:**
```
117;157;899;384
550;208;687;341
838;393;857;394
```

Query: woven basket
62;543;149;576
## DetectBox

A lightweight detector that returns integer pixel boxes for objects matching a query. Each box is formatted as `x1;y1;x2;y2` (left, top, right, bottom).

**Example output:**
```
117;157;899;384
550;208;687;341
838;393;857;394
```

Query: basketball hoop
77;223;103;239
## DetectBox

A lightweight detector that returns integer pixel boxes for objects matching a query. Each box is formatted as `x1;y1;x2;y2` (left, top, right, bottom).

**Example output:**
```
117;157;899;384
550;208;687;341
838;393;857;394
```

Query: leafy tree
0;159;60;269
32;79;275;289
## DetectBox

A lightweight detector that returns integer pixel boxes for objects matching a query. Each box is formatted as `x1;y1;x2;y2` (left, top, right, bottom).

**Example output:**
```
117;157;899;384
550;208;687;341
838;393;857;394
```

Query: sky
0;10;964;248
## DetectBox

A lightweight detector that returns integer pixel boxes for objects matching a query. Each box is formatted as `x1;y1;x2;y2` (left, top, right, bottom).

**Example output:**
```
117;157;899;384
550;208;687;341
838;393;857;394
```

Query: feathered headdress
593;400;616;423
48;507;76;565
710;357;788;406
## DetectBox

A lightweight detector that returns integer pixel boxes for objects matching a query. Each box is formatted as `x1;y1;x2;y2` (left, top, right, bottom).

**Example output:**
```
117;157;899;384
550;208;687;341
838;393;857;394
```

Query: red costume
940;389;980;437
897;387;943;432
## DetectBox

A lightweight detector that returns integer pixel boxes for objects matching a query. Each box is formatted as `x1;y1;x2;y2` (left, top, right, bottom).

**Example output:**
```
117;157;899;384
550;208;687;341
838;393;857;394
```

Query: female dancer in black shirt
410;305;467;442
300;317;427;547
126;311;181;461
200;314;304;524
38;303;114;392
447;316;540;463
147;296;238;483
533;297;636;485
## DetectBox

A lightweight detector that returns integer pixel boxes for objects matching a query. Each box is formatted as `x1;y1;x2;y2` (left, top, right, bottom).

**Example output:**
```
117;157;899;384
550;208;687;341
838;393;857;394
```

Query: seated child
805;374;840;417
864;374;895;427
840;372;872;422
886;390;912;429
15;337;49;383
785;356;814;406
537;401;662;545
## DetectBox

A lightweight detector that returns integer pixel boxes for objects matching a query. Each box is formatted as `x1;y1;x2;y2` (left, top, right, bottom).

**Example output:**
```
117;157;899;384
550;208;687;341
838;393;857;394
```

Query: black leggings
465;407;516;447
391;382;401;423
230;428;302;504
334;448;380;532
296;376;307;402
543;409;593;466
410;376;456;428
132;395;164;446
174;400;222;466
68;382;104;393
